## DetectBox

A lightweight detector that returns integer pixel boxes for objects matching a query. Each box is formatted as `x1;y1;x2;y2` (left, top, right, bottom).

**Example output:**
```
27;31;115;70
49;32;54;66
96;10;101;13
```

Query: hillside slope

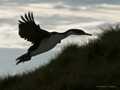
0;25;120;90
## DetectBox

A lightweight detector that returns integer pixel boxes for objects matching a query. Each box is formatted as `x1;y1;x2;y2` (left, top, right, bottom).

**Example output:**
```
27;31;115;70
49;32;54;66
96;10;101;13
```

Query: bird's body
30;31;77;56
30;33;62;56
16;12;92;65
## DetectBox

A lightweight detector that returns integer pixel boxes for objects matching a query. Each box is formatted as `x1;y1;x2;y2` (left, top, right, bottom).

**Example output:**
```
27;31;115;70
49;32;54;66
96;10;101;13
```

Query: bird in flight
16;12;92;65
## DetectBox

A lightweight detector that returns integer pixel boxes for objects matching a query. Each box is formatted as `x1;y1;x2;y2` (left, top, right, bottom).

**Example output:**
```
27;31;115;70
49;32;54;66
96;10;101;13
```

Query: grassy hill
0;24;120;90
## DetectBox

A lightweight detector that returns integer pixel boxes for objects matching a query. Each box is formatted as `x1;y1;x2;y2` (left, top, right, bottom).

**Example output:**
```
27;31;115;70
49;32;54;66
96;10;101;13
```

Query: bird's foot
16;53;31;65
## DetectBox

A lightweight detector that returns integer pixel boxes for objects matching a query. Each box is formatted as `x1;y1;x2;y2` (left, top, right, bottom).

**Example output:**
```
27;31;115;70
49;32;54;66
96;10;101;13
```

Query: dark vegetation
0;24;120;90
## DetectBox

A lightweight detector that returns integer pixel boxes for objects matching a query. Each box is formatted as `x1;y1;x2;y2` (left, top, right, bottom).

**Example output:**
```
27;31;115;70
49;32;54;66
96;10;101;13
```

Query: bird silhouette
16;12;92;65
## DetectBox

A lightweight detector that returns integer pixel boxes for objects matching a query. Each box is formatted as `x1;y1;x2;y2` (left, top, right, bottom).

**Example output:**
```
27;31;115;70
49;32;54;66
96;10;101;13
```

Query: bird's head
68;29;92;36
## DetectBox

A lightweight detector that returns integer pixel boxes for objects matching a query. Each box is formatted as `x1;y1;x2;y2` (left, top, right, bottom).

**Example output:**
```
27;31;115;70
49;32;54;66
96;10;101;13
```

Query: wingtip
21;15;27;22
19;11;35;23
25;13;30;21
18;20;24;24
31;12;35;22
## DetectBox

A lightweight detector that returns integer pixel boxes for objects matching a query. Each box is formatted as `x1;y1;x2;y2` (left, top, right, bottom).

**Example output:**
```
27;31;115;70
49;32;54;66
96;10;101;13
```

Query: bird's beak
84;33;92;36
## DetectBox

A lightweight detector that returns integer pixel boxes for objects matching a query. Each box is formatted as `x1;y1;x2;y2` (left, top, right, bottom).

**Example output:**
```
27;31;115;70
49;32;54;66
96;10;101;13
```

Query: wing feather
25;13;30;21
28;12;32;21
18;12;51;44
31;12;35;22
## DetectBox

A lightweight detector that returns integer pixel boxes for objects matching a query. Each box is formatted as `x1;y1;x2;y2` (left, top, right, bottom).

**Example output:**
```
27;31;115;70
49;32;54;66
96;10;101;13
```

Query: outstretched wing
18;12;51;44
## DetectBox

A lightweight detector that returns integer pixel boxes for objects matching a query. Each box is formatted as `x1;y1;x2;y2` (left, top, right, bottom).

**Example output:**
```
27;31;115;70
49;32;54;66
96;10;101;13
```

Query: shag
16;12;92;65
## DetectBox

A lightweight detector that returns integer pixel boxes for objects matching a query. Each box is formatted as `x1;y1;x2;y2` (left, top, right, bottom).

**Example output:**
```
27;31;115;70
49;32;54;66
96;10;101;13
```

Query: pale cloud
0;1;120;48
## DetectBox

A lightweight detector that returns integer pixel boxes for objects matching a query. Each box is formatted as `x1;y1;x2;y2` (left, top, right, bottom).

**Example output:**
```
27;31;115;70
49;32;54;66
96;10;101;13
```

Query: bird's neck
60;30;74;39
51;30;75;43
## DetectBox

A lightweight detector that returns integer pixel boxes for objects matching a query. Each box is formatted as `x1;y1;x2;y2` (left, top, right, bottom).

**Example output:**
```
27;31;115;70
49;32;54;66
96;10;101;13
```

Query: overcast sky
0;0;120;76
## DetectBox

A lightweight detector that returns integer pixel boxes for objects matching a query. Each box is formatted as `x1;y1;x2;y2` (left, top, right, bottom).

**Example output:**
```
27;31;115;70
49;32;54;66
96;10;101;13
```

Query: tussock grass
0;24;120;90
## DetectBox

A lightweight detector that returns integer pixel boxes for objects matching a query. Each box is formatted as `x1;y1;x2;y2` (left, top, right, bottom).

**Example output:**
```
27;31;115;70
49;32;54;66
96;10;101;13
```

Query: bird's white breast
30;34;63;56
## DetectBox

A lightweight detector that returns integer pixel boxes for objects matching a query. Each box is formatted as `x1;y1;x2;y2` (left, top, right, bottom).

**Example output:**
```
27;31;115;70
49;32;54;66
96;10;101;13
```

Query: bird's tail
16;53;31;65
